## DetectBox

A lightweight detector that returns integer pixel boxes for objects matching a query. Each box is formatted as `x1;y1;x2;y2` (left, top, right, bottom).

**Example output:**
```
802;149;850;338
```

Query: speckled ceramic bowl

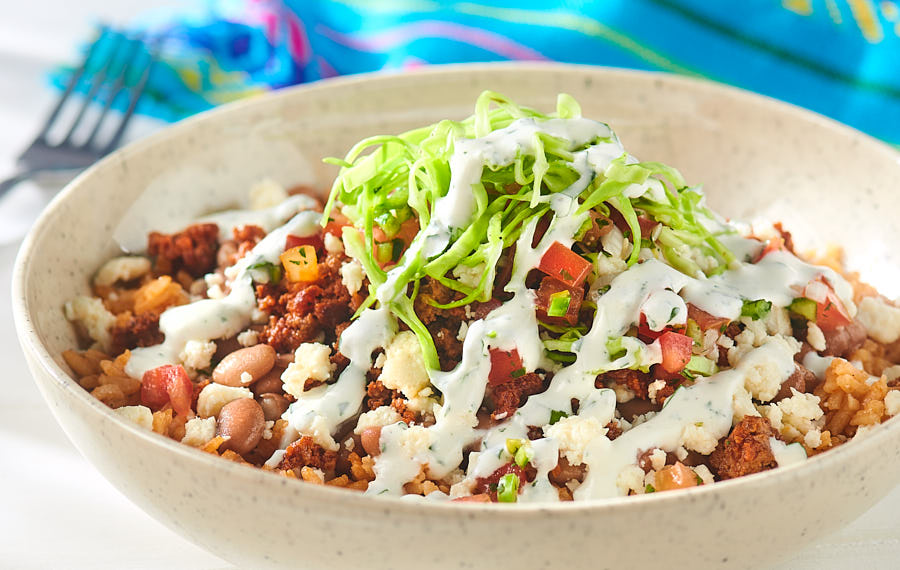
13;64;900;569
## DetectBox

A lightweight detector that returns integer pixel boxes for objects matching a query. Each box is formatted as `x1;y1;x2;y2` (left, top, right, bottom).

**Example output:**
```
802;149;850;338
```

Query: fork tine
103;50;155;155
83;35;144;149
60;31;125;146
35;26;108;143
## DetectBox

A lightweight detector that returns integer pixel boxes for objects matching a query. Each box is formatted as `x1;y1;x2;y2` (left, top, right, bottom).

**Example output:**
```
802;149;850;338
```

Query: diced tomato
686;303;730;331
167;368;193;416
637;313;664;342
323;212;351;238
489;348;524;386
535;277;584;326
753;236;785;263
537;242;591;288
140;367;170;409
804;277;852;331
285;233;324;252
473;462;528;496
141;364;193;416
637;215;659;236
658;331;693;374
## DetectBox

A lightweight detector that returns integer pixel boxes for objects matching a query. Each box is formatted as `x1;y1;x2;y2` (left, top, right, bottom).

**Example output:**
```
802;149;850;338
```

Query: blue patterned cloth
54;1;900;144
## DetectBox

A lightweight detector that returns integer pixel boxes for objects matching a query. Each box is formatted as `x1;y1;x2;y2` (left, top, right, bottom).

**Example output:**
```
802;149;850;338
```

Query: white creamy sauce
769;437;808;467
125;210;322;379
576;340;796;499
197;194;319;242
282;307;397;448
127;114;856;502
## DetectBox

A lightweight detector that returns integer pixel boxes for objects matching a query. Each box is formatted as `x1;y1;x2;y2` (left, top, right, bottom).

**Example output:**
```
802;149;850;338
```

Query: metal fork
0;27;155;196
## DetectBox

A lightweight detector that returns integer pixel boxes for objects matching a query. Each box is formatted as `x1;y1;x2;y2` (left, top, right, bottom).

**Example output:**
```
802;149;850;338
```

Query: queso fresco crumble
63;92;900;503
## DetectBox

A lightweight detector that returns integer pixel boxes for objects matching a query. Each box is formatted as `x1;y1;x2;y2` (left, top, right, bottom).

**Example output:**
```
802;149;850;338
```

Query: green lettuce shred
321;91;735;368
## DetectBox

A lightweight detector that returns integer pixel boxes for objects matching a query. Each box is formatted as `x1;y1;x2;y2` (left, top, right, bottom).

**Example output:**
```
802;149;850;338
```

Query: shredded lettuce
321;91;735;367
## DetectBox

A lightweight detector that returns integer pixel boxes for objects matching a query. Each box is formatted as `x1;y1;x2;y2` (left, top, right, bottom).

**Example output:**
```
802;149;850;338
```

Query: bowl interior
13;63;900;568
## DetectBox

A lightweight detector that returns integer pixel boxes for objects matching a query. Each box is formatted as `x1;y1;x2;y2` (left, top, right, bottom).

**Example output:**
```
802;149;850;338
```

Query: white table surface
1;2;898;569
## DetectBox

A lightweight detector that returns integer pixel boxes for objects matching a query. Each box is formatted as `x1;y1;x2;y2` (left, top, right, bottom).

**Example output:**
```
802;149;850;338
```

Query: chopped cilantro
549;410;569;425
740;298;772;320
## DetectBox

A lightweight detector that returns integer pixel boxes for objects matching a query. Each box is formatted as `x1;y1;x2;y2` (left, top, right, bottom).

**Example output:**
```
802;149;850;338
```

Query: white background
0;1;898;568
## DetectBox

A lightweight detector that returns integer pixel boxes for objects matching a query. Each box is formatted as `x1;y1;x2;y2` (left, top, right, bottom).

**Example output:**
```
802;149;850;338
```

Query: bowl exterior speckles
13;63;900;570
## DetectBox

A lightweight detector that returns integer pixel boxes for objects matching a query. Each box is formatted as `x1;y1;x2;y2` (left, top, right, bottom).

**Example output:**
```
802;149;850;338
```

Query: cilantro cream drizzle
127;113;856;502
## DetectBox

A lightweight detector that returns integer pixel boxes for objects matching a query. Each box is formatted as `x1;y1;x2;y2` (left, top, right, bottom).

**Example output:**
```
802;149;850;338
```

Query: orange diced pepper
280;245;318;282
654;461;699;492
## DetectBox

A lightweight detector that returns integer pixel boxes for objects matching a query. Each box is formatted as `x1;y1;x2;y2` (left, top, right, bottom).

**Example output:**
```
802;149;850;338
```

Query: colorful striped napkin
53;0;900;144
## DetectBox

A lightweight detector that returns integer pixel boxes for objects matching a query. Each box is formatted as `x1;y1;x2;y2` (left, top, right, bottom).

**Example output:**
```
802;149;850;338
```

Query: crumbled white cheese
806;322;827;352
237;329;259;347
262;420;274;440
399;425;433;457
883;366;900;382
631;411;657;427
777;389;824;441
114;405;153;430
611;383;635;403
615;464;646;495
179;339;216;371
804;428;823;449
764;307;792;337
856;296;900;344
197;384;252;418
93;256;151;287
373;352;386;369
380;331;431;403
249;178;289;210
452;262;484;289
680;422;719;455
457;321;469;342
281;343;334;398
693;464;715;485
323;232;344;254
354;406;403;434
717;334;735;350
732;386;760;421
306;415;339;451
340;260;365;296
543;415;607;465
885;390;900;416
648;448;667;471
64;296;116;351
647;380;667;403
759;403;784;431
181;417;217;447
741;337;798;402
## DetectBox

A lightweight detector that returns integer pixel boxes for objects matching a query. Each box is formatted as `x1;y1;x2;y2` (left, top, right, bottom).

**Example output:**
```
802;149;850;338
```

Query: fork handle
0;172;31;198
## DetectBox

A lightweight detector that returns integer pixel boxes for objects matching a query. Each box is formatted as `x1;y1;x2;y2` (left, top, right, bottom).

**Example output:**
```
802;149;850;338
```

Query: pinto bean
258;392;289;421
216;398;266;456
548;456;586;486
360;426;383;457
773;364;817;402
212;344;276;387
252;367;285;395
821;320;867;358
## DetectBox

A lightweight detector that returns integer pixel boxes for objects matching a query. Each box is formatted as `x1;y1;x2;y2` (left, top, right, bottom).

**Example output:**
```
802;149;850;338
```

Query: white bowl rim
12;61;900;517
